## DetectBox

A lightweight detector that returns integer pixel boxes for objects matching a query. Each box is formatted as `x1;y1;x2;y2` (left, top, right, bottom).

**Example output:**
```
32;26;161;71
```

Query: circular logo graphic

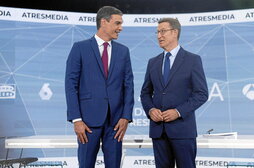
242;84;254;100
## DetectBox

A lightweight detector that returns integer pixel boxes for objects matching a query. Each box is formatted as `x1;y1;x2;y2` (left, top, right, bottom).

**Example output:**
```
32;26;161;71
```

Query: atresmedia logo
0;84;16;99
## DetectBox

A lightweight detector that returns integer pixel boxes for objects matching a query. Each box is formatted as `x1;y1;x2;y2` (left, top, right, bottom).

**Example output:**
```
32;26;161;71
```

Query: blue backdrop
1;10;254;159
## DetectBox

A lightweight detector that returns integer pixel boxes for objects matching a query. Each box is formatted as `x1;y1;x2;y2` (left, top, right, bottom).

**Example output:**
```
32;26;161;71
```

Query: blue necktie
163;52;171;85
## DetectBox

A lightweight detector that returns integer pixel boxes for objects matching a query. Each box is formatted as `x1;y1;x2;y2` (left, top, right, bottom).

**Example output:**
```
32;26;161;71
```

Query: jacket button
162;92;166;95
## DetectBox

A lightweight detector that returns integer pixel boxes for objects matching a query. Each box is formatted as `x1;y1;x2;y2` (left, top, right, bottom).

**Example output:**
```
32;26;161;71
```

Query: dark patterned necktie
163;52;171;85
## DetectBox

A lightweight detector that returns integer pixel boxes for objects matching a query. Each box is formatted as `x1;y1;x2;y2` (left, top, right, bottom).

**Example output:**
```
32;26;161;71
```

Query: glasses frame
156;28;175;35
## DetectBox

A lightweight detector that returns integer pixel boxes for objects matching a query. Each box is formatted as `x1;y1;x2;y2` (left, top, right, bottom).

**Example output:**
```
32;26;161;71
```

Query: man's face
157;22;178;50
102;14;123;40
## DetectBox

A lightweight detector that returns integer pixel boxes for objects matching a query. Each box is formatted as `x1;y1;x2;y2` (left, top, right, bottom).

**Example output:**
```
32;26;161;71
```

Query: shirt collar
94;34;112;47
164;45;180;57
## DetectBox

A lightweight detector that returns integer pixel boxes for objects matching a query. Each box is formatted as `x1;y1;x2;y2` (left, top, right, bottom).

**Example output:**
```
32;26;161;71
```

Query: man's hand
162;109;179;122
149;108;163;122
114;118;129;142
74;121;92;144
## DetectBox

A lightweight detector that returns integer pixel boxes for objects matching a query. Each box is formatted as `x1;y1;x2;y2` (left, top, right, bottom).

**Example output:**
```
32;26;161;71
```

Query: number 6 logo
39;83;53;100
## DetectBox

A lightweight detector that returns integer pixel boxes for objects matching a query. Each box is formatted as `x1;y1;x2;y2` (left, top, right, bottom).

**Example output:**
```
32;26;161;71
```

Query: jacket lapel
108;41;117;80
164;47;185;87
90;37;105;78
155;53;165;88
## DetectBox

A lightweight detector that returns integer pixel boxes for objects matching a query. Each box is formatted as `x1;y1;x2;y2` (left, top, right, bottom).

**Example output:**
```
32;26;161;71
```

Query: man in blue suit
65;6;134;168
140;18;208;168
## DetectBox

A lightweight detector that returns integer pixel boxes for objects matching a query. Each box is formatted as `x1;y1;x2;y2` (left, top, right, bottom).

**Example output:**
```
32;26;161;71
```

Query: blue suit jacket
65;36;134;127
141;47;208;138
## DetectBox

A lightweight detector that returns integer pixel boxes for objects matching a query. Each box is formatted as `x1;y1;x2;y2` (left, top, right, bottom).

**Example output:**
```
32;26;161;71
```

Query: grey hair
96;6;123;30
158;18;181;40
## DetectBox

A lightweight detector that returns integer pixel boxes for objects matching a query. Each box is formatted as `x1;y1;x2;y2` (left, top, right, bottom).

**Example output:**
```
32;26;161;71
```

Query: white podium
5;135;254;149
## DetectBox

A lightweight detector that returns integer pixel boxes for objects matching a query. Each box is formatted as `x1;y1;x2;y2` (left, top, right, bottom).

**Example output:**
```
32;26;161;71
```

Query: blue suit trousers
152;132;196;168
78;115;122;168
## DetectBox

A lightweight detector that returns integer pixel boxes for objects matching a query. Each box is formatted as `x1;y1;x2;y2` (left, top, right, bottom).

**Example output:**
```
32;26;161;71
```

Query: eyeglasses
155;29;174;35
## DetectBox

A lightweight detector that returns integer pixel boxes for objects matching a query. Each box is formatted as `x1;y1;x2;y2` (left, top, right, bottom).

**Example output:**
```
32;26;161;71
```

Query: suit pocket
79;93;92;100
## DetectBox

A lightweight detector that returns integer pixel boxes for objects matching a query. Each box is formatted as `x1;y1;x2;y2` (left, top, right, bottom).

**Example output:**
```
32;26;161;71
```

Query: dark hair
158;18;181;40
96;6;123;30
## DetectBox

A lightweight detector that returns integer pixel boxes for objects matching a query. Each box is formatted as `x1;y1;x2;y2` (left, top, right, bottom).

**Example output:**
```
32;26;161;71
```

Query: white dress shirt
94;34;112;68
162;45;180;73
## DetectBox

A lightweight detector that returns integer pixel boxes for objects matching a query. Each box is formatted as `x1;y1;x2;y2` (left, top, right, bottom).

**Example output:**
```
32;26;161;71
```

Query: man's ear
174;29;179;39
100;18;108;27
